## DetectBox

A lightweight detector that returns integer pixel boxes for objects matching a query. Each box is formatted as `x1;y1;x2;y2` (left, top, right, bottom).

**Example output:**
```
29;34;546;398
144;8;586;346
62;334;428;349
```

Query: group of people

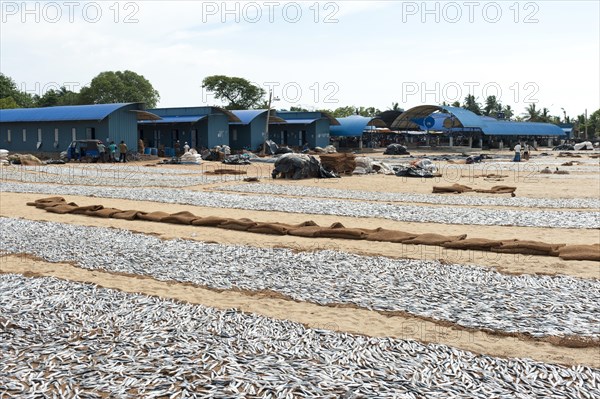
173;140;191;156
66;140;128;163
96;140;129;162
513;142;532;162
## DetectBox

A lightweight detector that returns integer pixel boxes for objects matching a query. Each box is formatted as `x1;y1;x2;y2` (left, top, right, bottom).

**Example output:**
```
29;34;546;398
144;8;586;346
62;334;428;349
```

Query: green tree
330;106;357;118
524;103;541;122
0;96;19;109
0;73;35;108
202;75;265;110
34;86;80;107
357;106;381;117
451;101;461;107
483;95;502;116
290;106;309;112
462;94;482;115
388;102;403;111
79;70;160;108
502;105;514;120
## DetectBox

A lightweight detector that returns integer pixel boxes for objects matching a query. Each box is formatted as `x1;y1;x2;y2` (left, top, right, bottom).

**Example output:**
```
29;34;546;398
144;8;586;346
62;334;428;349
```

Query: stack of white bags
0;149;8;165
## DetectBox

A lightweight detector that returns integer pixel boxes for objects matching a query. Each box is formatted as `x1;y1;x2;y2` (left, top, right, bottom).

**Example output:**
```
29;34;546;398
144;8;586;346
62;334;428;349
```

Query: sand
1;150;598;368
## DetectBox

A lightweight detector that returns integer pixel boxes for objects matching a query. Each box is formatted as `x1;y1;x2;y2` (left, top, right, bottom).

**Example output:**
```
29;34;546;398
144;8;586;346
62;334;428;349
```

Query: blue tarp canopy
330;115;386;137
391;105;566;136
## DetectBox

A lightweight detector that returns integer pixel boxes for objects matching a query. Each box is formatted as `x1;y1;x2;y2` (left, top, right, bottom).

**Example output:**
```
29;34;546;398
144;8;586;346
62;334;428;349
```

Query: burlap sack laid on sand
316;228;368;240
191;216;233;226
558;244;600;261
247;223;294;235
218;218;258;231
85;208;123;218
112;210;146;221
432;184;473;194
138;211;171;222
442;238;504;250
403;233;467;246
161;211;199;225
366;229;418;243
70;205;105;214
44;204;80;214
288;226;323;238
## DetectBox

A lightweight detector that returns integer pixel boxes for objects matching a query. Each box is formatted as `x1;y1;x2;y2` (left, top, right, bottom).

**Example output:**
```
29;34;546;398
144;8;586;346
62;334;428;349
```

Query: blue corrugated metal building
0;103;158;153
268;111;339;148
139;107;241;150
228;110;286;151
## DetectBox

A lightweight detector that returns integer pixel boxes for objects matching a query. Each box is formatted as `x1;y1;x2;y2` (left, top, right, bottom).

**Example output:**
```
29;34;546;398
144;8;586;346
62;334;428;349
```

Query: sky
1;0;598;119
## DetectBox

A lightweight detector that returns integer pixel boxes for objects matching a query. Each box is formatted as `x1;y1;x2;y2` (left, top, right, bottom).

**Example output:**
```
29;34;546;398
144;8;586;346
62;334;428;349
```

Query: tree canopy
202;75;265;110
0;73;35;108
79;71;160;108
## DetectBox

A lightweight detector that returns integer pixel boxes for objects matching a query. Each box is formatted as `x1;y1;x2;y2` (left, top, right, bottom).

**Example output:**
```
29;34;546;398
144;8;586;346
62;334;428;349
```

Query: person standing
118;140;128;163
174;140;181;157
523;143;530;161
97;141;106;163
108;141;117;162
183;142;190;153
513;142;522;162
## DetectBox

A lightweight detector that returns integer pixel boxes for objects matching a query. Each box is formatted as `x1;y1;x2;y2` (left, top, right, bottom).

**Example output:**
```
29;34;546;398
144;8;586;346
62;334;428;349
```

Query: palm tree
462;94;482;115
540;107;551;123
502;105;513;120
524;104;541;122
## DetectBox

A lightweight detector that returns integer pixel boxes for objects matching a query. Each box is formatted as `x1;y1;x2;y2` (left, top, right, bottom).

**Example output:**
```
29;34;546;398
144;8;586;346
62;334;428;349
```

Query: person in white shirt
513;142;522;162
183;142;190;153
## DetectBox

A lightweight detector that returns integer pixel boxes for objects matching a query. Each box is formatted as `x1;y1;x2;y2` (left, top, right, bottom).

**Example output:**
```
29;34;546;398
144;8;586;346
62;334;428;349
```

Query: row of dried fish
3;182;599;229
1;274;598;398
0;167;241;188
2;218;598;338
215;183;600;209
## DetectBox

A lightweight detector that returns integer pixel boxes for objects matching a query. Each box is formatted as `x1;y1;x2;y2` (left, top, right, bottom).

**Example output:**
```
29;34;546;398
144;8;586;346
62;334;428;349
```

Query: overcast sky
1;1;598;118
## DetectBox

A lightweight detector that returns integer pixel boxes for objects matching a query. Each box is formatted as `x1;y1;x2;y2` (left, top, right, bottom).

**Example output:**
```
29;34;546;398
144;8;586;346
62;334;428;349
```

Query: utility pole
261;90;277;155
585;109;588;140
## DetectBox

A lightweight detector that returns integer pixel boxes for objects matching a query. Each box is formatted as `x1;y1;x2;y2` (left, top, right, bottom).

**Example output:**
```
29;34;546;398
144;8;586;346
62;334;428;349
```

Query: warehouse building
268;111;339;148
139;106;241;153
228;110;286;151
0;103;158;154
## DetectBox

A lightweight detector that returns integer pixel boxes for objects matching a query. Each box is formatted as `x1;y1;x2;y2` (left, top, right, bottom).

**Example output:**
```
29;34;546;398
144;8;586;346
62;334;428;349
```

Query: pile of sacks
272;153;338;179
353;157;373;174
6;153;43;166
0;149;8;165
314;145;337;154
28;197;600;261
319;152;356;174
180;149;202;164
384;144;410;155
394;158;438;178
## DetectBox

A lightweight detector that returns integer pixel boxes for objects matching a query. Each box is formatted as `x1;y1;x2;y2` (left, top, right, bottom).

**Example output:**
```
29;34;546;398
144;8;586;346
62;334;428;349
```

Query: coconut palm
524;104;541;122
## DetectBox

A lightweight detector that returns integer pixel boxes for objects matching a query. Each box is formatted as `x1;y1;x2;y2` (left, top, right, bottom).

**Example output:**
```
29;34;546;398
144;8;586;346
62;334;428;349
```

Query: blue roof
393;105;565;136
277;118;320;125
481;121;566;136
139;115;208;124
330;115;386;137
229;109;285;125
439;106;485;128
230;109;268;124
0;103;136;123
